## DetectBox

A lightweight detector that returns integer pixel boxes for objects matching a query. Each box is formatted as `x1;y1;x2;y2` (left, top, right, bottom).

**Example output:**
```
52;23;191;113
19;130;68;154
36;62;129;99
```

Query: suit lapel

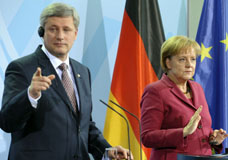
188;81;200;109
162;74;196;110
70;59;83;117
35;48;76;115
170;86;195;109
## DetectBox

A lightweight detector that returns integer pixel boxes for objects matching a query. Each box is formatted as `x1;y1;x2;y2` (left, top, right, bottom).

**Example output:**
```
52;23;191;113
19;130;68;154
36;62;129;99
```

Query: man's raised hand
29;67;55;99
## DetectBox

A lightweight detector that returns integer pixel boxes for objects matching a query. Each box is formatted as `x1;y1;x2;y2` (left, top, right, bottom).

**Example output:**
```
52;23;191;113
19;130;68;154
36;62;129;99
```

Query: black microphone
100;100;131;160
110;100;142;160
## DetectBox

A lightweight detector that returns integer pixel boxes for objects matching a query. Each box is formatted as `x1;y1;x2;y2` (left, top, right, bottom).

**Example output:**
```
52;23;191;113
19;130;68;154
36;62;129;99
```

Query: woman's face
166;47;196;83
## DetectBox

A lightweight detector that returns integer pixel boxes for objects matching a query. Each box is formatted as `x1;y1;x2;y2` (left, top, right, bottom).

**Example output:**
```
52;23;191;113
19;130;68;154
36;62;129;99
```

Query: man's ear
74;29;78;40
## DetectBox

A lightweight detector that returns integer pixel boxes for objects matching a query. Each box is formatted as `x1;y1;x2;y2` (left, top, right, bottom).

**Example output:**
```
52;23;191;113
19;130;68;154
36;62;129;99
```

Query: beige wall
188;0;204;39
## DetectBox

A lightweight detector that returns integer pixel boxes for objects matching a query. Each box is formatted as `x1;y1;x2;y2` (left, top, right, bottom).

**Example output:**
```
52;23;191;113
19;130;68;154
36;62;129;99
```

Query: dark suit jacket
140;74;221;160
1;45;111;160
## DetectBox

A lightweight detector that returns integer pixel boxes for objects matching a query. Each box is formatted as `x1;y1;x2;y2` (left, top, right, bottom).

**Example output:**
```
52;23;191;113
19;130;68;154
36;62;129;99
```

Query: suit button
202;139;206;143
198;125;202;129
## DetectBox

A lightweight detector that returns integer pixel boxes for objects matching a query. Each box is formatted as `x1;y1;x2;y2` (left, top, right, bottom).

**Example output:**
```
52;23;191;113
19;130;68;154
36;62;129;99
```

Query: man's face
43;16;77;61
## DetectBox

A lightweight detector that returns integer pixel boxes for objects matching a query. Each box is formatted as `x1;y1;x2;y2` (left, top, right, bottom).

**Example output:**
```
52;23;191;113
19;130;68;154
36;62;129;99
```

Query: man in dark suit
0;3;132;160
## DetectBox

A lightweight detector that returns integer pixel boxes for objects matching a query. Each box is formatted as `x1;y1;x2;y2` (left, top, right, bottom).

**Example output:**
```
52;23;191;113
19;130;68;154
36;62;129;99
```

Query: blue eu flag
194;0;228;151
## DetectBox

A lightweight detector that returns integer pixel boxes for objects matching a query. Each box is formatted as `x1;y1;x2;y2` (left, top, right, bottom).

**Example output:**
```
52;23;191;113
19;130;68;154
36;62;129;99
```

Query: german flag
103;0;165;159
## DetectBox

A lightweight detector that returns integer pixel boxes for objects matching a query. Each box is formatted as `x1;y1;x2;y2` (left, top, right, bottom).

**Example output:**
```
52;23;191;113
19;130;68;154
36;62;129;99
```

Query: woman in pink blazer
140;36;228;160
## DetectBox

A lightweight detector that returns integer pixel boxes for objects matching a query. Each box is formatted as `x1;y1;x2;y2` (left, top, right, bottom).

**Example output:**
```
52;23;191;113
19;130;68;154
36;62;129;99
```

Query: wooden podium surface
177;154;228;160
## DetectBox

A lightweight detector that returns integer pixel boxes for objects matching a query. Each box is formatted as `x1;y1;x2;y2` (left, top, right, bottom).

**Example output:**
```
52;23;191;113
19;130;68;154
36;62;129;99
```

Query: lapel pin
77;74;80;78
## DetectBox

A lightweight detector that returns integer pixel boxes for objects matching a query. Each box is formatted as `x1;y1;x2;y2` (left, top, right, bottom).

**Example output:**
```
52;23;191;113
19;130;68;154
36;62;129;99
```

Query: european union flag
194;0;228;151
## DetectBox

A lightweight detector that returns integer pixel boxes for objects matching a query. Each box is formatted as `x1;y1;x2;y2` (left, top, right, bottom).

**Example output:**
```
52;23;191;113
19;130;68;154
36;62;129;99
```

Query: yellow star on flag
200;43;212;62
220;33;228;51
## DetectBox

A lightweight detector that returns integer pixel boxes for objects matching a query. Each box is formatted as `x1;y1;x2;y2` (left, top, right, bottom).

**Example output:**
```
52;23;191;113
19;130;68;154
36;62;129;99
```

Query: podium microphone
100;100;131;160
110;100;142;160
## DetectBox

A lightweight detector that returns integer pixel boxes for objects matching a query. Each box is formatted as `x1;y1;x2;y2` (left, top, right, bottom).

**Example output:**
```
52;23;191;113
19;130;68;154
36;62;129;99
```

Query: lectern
177;154;228;160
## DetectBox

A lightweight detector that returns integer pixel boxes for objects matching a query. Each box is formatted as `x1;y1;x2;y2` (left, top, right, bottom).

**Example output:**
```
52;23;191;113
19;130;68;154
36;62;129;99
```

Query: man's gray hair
40;3;80;29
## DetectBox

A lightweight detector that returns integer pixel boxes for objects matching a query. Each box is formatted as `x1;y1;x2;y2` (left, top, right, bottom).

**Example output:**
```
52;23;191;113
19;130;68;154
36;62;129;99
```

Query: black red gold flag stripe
103;0;165;159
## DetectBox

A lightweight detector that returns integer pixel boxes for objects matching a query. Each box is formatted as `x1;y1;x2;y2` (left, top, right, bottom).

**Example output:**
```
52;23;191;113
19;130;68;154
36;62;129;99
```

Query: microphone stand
100;100;131;160
110;100;142;160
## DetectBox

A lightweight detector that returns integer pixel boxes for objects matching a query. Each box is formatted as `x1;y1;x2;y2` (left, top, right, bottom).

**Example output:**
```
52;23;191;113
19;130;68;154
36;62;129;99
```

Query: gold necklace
183;86;190;94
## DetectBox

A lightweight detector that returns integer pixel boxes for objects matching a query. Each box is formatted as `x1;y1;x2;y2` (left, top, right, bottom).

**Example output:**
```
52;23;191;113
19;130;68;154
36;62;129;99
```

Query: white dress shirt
28;45;80;110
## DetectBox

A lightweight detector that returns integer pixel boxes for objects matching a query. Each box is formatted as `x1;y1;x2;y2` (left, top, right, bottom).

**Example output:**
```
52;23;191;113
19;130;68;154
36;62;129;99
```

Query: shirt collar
41;45;70;69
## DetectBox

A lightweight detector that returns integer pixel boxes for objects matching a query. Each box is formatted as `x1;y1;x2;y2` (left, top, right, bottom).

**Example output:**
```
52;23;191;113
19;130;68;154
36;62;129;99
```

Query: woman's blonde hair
160;35;201;73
